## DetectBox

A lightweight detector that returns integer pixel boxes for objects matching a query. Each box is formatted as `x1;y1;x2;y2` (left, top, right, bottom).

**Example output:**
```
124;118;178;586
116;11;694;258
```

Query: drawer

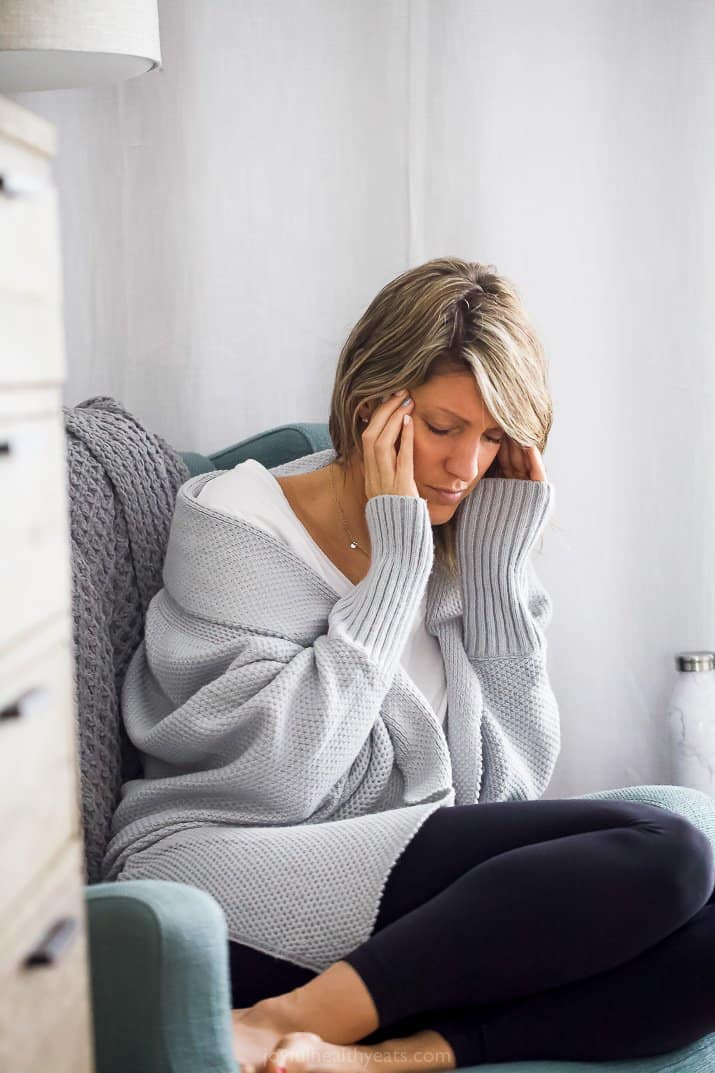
0;291;66;386
0;839;94;1073
0;631;80;919
0;122;61;305
0;405;72;650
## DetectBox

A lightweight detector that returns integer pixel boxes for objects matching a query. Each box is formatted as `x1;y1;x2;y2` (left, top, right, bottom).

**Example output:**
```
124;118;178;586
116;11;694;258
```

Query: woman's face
406;372;505;522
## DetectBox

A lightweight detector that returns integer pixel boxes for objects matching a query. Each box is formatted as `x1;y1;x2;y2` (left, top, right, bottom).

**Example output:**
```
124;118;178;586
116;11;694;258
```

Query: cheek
409;428;432;467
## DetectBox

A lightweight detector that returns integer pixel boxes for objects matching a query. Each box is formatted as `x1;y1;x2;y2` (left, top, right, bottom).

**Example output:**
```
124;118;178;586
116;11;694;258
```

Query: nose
444;437;483;484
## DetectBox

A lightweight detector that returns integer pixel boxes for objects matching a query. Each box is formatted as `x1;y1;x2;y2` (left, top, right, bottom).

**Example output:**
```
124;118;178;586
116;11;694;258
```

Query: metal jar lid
675;652;715;672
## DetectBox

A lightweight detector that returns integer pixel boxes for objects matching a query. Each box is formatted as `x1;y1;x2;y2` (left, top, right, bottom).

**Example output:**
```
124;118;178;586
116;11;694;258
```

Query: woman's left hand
497;435;547;482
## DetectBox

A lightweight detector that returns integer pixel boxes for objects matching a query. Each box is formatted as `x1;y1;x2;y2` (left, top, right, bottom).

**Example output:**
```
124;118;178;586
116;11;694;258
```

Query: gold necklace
328;463;370;558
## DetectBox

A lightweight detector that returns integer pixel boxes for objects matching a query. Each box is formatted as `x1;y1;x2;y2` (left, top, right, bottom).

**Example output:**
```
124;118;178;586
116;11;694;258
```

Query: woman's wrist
456;477;554;657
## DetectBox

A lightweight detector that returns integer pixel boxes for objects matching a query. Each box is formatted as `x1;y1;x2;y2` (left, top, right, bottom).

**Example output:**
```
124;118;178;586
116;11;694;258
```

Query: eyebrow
431;406;503;433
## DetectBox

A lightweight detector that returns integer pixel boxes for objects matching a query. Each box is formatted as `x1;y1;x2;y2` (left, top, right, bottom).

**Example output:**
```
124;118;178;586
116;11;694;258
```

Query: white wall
13;0;715;797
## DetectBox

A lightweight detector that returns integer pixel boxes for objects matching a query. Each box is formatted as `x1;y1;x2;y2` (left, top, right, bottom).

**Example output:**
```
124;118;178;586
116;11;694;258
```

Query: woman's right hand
360;390;420;501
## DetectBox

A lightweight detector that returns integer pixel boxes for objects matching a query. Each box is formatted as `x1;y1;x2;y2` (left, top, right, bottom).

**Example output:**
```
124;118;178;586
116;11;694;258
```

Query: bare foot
231;1000;299;1073
264;1027;456;1073
232;1007;456;1073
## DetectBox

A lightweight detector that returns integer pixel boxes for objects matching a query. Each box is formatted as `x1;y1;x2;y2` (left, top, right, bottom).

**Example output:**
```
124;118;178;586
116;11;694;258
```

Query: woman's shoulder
193;459;291;542
273;466;325;505
196;458;270;505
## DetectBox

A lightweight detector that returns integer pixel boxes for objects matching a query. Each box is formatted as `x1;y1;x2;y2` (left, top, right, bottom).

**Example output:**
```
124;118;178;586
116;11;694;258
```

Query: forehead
417;374;500;426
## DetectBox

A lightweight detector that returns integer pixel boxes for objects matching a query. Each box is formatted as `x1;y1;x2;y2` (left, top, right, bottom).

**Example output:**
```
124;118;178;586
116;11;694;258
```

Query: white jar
668;651;715;797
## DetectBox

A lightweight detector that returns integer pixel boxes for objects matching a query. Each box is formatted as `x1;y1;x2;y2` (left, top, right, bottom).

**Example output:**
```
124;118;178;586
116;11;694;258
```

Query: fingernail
400;396;412;407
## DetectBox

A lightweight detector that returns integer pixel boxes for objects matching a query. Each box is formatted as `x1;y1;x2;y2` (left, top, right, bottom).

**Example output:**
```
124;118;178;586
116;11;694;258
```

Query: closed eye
426;423;503;445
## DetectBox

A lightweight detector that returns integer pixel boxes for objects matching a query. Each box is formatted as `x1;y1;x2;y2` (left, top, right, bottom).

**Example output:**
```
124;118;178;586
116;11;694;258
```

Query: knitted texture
102;448;562;971
63;397;190;883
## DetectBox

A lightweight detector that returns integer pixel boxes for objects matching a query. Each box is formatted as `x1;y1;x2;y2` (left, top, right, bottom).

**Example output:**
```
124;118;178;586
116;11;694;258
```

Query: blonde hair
328;257;553;579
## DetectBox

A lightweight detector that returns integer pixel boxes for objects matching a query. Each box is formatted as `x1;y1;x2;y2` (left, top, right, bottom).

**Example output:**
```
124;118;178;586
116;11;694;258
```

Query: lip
429;486;466;503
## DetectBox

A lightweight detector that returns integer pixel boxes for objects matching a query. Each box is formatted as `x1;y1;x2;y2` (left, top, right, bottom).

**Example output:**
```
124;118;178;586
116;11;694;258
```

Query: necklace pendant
349;540;359;550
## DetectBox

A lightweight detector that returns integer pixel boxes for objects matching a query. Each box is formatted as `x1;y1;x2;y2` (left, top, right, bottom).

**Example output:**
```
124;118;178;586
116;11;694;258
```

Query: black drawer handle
0;172;46;198
24;915;78;968
0;686;48;721
0;441;10;457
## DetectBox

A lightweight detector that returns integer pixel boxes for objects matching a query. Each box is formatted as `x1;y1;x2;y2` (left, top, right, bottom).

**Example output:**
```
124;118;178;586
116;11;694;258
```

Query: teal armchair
84;421;715;1073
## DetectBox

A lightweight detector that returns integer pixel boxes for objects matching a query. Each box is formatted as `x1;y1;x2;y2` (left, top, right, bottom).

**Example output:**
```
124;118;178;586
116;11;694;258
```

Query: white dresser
0;95;95;1072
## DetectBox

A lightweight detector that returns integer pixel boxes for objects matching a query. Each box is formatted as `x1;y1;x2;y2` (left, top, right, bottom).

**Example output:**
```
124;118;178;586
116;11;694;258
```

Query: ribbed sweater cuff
457;478;554;658
328;494;434;677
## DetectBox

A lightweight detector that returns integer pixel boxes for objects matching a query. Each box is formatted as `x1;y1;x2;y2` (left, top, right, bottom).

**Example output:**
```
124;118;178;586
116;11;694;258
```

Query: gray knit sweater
102;447;560;972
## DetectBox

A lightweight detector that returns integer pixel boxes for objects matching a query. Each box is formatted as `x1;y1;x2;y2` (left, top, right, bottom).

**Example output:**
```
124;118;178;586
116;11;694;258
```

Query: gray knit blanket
63;396;190;883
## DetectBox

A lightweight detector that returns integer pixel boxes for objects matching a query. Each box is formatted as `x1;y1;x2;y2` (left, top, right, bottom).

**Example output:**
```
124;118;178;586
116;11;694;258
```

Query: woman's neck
326;455;371;554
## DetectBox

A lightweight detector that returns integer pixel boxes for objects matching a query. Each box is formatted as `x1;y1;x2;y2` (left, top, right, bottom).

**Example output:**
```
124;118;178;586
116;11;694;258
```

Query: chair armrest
86;879;238;1073
571;783;715;858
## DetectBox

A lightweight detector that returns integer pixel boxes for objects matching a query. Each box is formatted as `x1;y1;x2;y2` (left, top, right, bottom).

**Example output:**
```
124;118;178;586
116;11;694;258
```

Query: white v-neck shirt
197;458;448;725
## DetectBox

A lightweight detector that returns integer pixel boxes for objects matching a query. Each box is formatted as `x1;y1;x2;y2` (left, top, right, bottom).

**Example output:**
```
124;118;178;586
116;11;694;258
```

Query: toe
264;1031;322;1073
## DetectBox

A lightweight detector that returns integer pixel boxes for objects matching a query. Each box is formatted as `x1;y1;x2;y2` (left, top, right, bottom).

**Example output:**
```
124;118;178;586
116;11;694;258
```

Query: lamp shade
0;0;161;91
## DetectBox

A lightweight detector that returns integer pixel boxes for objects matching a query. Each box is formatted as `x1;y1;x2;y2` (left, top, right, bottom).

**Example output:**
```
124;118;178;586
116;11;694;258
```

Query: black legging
228;798;715;1066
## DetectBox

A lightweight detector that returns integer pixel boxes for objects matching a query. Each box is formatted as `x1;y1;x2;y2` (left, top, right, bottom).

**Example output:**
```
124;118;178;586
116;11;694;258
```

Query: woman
103;258;715;1072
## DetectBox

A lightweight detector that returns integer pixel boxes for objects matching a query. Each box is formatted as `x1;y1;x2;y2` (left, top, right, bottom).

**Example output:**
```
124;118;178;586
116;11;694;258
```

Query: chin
425;499;459;519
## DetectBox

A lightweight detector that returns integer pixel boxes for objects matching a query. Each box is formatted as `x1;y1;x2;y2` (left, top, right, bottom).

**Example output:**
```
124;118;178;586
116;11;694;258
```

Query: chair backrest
181;421;332;476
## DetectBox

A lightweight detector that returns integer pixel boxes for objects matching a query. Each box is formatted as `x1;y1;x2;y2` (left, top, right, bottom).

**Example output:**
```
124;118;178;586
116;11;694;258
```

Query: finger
395;410;414;481
498;437;513;478
376;396;414;441
374;400;414;489
367;397;413;459
361;391;409;443
525;445;548;482
361;392;412;491
509;437;529;478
